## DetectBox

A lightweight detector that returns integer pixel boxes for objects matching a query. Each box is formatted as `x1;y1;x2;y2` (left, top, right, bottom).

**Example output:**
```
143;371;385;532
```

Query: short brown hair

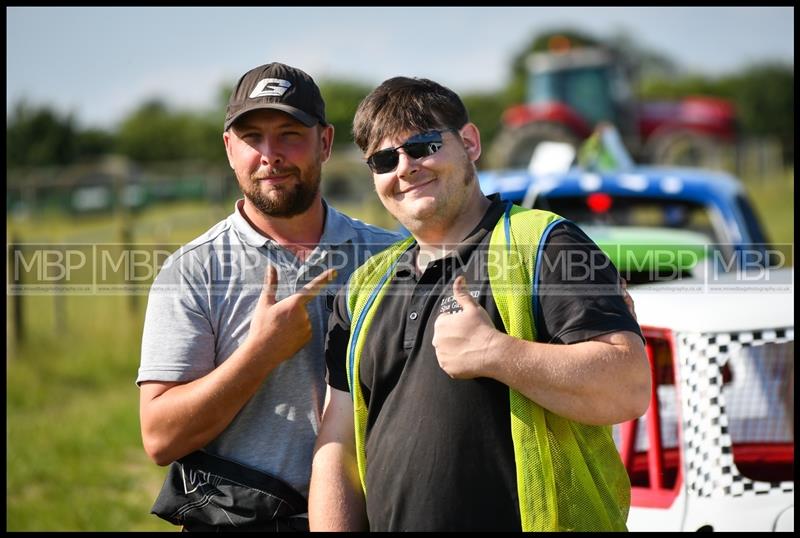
352;77;469;156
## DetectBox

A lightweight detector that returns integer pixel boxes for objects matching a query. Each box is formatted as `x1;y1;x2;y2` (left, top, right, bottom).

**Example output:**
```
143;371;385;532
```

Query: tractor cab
526;45;639;153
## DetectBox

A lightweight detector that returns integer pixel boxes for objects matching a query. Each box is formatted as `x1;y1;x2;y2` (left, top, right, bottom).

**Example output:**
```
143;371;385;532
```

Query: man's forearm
482;330;650;425
140;339;284;465
309;388;368;531
308;443;367;531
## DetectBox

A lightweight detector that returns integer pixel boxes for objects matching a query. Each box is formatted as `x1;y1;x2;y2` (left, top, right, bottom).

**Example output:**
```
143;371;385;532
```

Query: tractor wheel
487;122;581;169
646;130;725;170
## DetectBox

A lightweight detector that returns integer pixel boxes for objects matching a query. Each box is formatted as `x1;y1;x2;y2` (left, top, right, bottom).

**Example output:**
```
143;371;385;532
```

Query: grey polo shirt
138;199;401;497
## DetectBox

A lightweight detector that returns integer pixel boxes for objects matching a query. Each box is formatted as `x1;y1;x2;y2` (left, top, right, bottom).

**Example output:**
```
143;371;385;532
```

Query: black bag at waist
151;450;308;531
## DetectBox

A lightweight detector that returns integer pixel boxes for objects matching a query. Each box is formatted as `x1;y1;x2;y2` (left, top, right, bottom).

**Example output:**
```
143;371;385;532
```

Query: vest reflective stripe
346;236;415;494
345;205;630;531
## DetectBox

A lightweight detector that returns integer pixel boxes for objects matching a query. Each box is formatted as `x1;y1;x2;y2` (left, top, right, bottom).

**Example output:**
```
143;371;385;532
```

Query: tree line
7;29;793;170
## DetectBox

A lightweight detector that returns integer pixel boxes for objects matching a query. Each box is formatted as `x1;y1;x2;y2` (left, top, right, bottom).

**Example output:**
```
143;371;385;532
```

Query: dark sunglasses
366;129;457;174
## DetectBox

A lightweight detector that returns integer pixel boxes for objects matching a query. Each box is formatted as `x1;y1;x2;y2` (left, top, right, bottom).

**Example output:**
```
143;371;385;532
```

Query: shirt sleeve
324;284;352;392
536;221;644;345
137;251;216;385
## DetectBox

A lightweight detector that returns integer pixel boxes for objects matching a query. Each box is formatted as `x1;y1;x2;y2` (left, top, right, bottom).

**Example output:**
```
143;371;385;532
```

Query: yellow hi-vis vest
345;203;630;531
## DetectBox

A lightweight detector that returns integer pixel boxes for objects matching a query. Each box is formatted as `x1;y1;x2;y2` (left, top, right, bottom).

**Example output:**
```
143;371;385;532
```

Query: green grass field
7;295;174;531
5;172;792;531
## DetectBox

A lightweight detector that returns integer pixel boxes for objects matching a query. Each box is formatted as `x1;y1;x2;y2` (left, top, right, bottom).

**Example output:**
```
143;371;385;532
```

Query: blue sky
6;6;794;130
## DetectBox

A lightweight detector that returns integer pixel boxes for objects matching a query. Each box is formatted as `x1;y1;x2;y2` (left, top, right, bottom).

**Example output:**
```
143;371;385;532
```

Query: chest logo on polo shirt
439;290;480;314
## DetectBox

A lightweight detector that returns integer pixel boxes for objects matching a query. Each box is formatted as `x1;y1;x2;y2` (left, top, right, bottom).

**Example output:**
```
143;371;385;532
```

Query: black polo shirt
324;197;642;531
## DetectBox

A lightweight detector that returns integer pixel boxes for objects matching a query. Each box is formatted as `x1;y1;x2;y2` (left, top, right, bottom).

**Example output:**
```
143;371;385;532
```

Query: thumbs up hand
432;275;498;379
246;265;337;364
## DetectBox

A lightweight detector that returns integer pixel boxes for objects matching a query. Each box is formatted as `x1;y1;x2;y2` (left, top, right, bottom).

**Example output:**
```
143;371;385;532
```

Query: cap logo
249;78;292;98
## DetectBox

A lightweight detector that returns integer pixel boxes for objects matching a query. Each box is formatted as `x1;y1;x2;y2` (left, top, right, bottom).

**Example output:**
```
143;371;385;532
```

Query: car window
533;195;720;243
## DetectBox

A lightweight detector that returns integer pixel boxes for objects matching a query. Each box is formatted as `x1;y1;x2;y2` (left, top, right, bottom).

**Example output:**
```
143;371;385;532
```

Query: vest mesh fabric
346;205;630;530
490;205;630;531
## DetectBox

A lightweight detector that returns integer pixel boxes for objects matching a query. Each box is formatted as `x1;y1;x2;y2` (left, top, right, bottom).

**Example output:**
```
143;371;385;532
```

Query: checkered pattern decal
676;327;794;498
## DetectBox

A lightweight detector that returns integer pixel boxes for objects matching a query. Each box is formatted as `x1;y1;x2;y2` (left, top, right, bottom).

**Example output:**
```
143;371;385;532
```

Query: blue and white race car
479;152;793;531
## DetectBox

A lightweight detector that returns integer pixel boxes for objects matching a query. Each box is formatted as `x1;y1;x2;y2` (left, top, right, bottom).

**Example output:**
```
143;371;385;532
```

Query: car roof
478;165;745;205
629;267;794;332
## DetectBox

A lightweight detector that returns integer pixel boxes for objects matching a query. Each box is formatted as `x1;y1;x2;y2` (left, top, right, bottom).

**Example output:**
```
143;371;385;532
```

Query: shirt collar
442;194;507;269
395;194;506;275
230;198;357;249
231;199;270;248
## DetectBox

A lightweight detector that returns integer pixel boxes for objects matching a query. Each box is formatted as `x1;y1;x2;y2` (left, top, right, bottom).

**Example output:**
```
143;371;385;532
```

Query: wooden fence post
8;235;25;347
120;224;138;314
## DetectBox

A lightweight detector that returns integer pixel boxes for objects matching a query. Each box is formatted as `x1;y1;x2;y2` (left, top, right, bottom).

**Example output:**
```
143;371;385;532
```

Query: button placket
401;260;447;350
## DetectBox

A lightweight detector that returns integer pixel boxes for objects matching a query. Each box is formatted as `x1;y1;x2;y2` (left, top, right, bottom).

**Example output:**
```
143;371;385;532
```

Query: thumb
452;275;478;311
259;265;278;306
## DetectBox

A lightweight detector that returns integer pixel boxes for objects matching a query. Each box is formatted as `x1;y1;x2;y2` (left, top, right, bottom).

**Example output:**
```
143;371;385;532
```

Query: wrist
477;326;506;377
243;333;278;363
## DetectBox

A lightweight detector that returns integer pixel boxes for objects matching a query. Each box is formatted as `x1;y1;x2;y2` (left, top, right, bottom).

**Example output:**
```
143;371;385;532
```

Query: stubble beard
390;158;476;235
239;161;322;218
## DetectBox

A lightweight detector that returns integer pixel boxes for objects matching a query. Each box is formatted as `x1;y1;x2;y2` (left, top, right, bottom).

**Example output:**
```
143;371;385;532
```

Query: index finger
297;268;338;302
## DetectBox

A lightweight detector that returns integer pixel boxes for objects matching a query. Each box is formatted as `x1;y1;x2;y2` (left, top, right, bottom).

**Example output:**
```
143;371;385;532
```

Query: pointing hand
246;266;337;363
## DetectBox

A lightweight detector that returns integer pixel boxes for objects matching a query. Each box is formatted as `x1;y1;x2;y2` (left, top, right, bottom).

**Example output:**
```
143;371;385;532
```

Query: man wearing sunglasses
137;62;401;531
309;77;650;531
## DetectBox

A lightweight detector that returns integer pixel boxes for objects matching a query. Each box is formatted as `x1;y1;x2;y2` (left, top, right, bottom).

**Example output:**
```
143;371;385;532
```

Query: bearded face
237;158;322;218
224;109;331;220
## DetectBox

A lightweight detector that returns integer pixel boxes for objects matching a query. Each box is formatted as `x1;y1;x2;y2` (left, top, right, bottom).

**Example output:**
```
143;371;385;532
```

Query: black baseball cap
224;62;326;131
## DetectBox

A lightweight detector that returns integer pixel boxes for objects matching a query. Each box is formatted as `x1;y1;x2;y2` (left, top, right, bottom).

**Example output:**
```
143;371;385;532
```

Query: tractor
487;38;737;170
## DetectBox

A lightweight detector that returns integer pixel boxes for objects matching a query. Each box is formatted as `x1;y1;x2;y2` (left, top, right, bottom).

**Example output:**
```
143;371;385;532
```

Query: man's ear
458;123;482;163
320;124;334;163
222;131;235;169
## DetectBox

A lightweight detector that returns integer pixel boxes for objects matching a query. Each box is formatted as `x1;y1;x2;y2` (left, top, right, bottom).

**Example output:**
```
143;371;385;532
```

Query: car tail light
616;326;683;508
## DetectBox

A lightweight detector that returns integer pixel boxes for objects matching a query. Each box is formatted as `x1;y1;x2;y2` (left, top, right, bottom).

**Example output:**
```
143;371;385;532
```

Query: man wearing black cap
137;62;400;531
